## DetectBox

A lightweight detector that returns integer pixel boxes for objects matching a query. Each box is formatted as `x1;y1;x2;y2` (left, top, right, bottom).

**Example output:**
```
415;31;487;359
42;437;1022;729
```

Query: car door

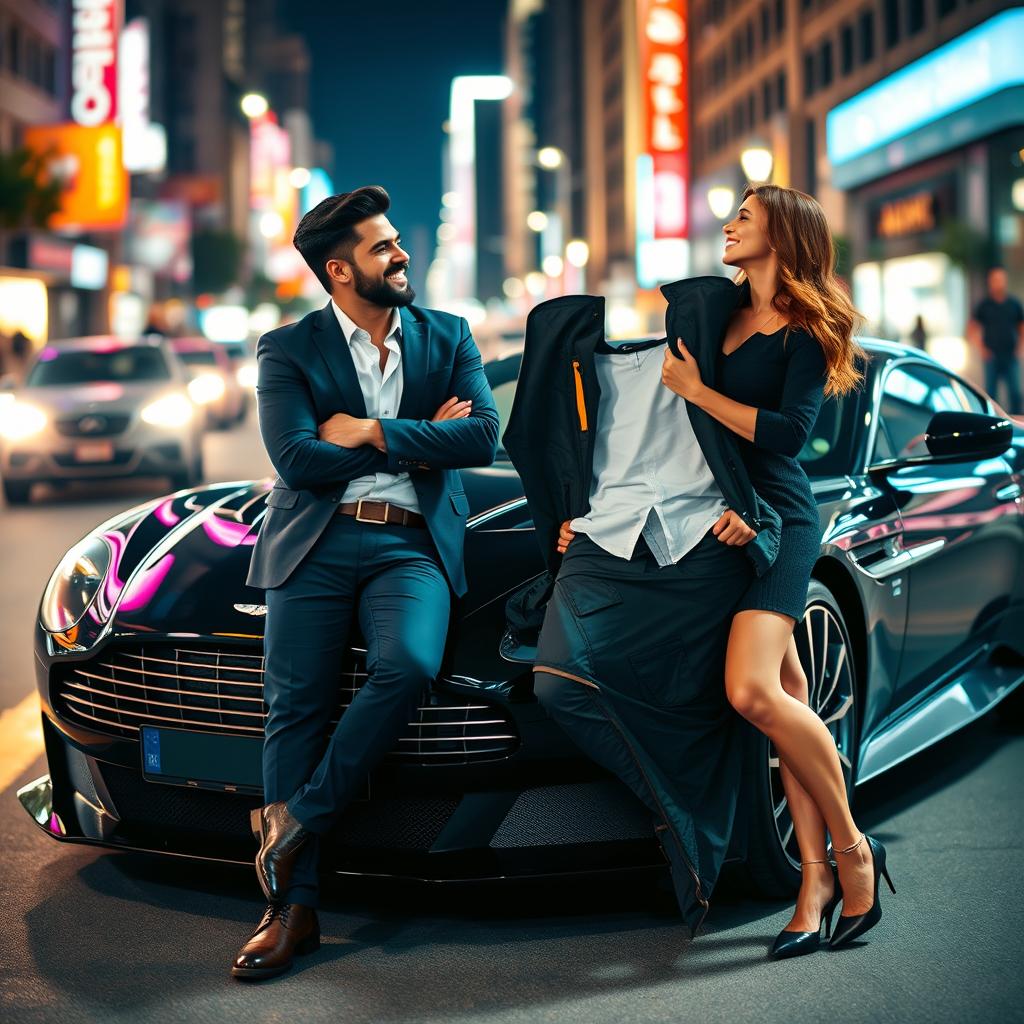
871;359;1021;709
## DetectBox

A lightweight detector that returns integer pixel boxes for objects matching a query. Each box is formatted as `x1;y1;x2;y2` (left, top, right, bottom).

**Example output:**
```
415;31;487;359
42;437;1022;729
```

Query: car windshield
484;351;859;478
27;347;172;386
177;350;219;367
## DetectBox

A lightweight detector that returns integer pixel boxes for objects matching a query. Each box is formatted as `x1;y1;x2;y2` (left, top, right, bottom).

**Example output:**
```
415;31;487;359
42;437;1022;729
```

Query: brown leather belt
337;498;426;528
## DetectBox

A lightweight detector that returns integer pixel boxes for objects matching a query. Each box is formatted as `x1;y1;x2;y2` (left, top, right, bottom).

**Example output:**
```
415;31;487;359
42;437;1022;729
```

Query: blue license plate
140;726;264;793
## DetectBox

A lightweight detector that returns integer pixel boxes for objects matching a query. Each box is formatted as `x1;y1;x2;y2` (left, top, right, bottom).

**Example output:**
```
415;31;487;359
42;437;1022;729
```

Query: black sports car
19;338;1024;897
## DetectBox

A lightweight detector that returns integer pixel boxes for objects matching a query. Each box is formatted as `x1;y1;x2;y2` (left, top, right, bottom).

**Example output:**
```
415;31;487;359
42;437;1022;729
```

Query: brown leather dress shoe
250;802;310;902
231;903;320;980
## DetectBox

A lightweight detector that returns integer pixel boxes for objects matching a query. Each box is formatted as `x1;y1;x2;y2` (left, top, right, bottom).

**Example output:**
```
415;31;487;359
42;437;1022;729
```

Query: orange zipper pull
571;360;588;432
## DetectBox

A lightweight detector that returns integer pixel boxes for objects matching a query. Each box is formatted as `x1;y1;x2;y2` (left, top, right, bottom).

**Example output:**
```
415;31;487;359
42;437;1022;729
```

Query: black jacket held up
503;276;782;578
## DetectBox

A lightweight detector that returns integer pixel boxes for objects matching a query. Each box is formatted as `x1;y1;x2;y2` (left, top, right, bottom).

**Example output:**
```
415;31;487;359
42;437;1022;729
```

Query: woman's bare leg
726;610;874;916
777;636;834;930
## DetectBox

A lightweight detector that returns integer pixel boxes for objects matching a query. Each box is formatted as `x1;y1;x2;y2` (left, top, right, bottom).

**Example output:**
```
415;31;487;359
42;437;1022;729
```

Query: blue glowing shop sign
827;8;1024;188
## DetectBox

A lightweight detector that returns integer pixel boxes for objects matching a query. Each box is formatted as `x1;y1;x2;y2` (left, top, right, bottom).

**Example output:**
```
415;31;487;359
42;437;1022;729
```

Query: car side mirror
924;411;1013;462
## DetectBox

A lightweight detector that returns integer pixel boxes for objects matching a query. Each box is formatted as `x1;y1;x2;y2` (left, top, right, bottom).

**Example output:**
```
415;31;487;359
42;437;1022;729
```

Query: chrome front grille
55;413;132;437
53;644;519;764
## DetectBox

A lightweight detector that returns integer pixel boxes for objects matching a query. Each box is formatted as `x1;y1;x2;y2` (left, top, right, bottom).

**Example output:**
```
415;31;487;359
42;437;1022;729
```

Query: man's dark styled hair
293;185;391;294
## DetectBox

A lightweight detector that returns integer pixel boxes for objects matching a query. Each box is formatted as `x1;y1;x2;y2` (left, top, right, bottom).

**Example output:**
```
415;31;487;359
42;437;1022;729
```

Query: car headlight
236;362;258;389
141;393;194;428
40;534;111;633
187;372;227;405
0;400;47;441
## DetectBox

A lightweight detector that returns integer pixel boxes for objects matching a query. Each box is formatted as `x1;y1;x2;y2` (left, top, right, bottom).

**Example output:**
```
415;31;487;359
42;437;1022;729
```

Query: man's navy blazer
246;301;499;596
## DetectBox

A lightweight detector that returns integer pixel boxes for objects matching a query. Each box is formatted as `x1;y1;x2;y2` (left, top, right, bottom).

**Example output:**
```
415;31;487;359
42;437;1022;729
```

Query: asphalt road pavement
2;412;1023;1023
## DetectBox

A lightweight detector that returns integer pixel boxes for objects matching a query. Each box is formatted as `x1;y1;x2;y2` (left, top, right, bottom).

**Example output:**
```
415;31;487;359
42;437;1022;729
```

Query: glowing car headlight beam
140;393;194;428
0;401;48;441
187;373;227;405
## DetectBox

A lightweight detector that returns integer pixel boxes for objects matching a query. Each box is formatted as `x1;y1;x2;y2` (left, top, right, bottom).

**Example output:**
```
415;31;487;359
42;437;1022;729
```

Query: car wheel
742;580;860;898
2;479;32;505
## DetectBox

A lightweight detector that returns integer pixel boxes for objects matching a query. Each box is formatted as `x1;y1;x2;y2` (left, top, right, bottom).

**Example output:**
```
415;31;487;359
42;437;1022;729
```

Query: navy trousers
261;514;451;907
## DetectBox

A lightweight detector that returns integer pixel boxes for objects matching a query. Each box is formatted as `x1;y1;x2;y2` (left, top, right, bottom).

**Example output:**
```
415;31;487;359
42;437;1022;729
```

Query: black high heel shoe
828;834;895;949
769;860;842;960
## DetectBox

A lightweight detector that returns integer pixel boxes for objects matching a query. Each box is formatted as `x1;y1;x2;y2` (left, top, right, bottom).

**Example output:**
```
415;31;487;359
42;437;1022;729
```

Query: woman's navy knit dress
716;325;827;620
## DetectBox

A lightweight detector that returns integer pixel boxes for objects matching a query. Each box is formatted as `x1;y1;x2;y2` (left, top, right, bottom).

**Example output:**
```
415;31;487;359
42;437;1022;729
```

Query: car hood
19;381;183;417
74;467;525;643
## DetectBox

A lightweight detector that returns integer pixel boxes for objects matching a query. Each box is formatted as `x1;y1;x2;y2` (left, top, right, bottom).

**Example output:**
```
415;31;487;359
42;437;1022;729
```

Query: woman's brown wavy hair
735;183;864;397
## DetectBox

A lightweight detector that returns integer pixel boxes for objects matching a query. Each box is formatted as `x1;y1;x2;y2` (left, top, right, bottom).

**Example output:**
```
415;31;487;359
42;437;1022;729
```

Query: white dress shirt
332;301;421;513
570;340;727;565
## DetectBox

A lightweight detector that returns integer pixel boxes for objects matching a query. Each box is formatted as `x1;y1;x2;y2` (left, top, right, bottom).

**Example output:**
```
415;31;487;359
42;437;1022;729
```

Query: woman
665;182;895;958
558;184;895;957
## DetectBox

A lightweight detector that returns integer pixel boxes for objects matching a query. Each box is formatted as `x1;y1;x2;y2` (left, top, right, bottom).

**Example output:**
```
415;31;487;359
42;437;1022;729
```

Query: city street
3;0;1024;1019
1;413;1023;1023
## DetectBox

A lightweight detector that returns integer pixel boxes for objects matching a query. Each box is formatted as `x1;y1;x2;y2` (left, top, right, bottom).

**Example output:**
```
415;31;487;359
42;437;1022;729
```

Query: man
969;266;1024;414
503;278;781;934
233;186;498;979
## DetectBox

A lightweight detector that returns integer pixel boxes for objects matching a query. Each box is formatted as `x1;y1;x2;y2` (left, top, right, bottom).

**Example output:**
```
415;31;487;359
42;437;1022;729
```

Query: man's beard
352;263;416;308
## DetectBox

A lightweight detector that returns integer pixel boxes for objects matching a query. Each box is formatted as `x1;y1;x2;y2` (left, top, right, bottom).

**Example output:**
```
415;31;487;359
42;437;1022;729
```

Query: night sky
284;0;508;295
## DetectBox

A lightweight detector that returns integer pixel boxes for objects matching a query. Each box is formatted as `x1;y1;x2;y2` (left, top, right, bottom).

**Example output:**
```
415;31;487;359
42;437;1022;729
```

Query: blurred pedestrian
11;329;30;360
9;330;31;382
142;311;166;338
968;267;1024;413
910;315;927;350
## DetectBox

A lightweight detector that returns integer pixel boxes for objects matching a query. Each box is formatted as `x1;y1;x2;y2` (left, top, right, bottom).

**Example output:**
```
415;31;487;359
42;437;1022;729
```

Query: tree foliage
0;147;65;231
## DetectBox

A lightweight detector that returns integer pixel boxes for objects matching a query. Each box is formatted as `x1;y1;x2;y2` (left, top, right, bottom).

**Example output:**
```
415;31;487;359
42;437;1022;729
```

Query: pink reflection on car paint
38;347;59;362
88;338;124;354
202;515;257;547
154;498;181;527
117;553;175;612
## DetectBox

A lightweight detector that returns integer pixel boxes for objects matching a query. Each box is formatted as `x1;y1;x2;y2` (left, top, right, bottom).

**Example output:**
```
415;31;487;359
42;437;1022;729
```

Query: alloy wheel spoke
822;692;854;727
819;610;830;695
816;642;846;715
781;820;795;848
804;613;816;689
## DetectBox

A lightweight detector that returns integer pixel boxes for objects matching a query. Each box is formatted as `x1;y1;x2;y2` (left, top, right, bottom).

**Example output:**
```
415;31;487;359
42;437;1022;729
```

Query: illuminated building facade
689;0;1018;368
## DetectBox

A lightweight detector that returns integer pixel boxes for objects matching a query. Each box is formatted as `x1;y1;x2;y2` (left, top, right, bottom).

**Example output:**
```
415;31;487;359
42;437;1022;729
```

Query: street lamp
526;210;549;232
259;211;284;239
444;74;515;302
241;92;269;119
565;239;589;268
503;277;525;300
524;271;547;296
564;239;589;293
537;146;564;170
707;186;735;220
542;254;564;278
740;144;773;183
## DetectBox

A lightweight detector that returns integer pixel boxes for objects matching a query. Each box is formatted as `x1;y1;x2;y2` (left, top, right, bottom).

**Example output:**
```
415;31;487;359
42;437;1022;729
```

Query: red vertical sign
637;0;689;239
69;0;122;127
